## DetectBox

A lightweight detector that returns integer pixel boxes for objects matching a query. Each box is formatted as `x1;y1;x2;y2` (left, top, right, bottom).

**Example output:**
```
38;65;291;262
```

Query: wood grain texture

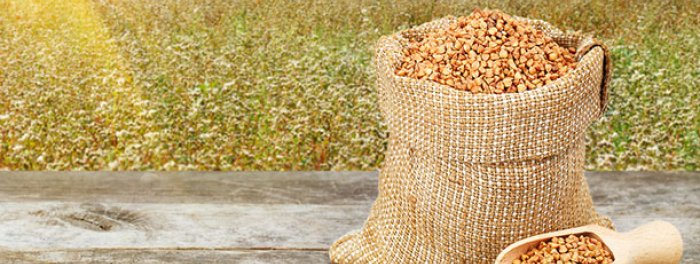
0;171;377;205
0;202;370;250
0;249;329;264
0;171;697;263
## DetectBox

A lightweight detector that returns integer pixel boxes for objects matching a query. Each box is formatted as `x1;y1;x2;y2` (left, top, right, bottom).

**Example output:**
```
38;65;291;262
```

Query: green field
0;0;698;170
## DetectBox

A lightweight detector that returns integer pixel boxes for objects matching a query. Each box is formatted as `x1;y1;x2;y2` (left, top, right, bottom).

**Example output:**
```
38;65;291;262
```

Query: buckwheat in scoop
395;9;577;94
513;234;614;264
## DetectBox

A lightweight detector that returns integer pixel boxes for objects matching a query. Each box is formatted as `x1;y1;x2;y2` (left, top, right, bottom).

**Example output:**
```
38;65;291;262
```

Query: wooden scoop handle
616;220;683;264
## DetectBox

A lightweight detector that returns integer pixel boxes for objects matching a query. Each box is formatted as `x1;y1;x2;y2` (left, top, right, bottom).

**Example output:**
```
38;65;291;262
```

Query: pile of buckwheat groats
513;234;614;264
395;9;578;94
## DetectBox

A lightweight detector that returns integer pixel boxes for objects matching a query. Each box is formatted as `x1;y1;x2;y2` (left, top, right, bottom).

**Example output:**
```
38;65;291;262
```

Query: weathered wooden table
0;171;697;263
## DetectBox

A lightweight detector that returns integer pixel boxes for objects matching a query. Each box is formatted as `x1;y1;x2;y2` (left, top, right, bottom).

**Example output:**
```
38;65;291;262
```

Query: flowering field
0;0;698;170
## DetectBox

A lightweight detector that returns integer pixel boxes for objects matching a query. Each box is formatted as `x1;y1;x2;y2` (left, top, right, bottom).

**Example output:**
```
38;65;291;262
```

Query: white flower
109;160;119;170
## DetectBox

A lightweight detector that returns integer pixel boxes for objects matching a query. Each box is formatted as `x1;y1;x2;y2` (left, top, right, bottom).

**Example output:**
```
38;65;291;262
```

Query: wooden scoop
495;221;683;264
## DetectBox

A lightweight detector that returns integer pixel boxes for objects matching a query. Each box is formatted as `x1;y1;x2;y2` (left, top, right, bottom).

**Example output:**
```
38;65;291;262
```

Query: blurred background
0;0;697;170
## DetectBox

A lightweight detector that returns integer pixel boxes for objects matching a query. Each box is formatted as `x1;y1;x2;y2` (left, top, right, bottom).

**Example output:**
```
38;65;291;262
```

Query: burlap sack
330;16;613;264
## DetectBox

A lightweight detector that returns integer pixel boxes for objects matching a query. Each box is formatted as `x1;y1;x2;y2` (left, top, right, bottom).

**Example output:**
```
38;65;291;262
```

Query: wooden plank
587;171;700;209
0;171;697;263
0;202;370;250
0;249;329;263
0;171;377;205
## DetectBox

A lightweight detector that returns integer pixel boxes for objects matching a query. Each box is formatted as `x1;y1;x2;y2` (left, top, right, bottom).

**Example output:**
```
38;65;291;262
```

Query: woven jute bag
330;16;614;264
